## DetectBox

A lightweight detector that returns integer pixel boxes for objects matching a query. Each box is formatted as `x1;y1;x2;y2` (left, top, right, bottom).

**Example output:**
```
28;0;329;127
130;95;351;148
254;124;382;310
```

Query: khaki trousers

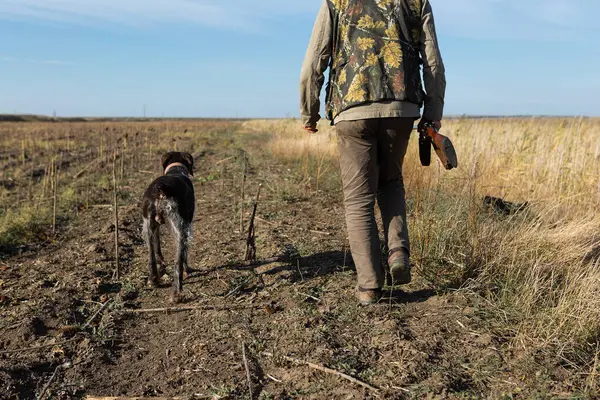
336;118;415;290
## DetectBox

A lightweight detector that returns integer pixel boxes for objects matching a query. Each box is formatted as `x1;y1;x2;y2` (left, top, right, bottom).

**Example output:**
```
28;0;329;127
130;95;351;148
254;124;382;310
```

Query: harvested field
1;118;599;399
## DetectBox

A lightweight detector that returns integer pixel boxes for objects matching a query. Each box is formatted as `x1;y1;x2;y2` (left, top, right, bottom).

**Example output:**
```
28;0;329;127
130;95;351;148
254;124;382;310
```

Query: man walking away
300;0;446;305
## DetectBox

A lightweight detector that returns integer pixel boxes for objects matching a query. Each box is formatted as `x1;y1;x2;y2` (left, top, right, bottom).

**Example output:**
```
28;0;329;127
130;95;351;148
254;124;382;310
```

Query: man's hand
303;124;318;134
418;119;442;132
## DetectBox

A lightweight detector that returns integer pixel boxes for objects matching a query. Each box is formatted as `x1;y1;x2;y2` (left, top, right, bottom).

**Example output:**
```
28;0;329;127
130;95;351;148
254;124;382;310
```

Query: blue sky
0;0;598;118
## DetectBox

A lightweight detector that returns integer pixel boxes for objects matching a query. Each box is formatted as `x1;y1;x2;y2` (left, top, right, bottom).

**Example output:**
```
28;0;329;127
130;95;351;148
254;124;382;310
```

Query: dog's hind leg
153;227;167;277
170;219;189;303
143;217;160;288
183;222;193;279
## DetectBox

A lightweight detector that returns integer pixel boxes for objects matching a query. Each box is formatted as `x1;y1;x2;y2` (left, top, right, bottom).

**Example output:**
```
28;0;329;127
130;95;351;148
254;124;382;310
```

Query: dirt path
0;123;572;399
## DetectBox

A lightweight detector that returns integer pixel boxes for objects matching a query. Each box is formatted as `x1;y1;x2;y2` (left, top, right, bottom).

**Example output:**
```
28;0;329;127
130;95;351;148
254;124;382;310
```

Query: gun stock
419;124;458;170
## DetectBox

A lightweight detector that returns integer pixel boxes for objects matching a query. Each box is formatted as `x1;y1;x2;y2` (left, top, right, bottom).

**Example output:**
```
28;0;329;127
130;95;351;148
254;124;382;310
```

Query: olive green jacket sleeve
299;1;332;127
420;0;446;122
299;0;447;126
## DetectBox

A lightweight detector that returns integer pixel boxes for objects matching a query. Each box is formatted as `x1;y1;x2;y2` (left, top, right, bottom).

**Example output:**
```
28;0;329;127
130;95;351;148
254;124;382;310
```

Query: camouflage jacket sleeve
421;0;446;122
299;1;333;127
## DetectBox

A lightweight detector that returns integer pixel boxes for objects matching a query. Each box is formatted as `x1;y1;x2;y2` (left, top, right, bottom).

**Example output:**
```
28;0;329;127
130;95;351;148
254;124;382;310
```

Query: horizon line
0;114;597;123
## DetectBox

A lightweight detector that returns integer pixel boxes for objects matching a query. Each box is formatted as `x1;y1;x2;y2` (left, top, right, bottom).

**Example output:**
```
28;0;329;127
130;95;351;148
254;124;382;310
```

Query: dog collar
164;162;191;176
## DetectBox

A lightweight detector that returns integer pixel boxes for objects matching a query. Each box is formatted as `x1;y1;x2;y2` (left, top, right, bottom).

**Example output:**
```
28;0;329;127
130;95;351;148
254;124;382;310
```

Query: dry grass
1;118;599;396
243;119;340;192
256;117;600;354
244;119;338;161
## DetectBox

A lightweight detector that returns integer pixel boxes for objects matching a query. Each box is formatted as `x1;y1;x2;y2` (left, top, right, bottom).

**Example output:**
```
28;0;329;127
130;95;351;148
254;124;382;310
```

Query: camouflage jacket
300;0;446;126
325;0;425;121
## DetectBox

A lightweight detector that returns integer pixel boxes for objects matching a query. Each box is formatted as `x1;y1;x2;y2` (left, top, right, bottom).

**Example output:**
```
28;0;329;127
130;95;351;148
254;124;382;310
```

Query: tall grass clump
0;205;53;247
243;119;339;193
265;117;600;356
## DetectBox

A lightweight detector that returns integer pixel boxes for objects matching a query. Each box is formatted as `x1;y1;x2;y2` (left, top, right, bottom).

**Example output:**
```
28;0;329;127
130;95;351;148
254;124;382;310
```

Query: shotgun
418;122;458;170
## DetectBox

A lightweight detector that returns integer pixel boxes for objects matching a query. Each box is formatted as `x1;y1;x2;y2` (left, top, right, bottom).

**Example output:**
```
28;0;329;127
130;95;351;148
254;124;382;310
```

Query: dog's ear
182;152;194;175
161;152;176;170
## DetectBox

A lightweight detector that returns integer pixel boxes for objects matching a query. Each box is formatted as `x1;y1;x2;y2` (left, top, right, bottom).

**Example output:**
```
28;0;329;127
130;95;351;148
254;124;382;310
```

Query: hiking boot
388;248;411;285
356;287;382;306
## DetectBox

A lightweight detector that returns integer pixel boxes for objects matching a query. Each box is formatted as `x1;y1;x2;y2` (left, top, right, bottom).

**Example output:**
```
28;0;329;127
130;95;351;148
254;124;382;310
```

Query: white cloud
1;55;71;65
0;0;596;41
536;0;581;26
0;0;321;30
35;59;72;65
431;0;598;41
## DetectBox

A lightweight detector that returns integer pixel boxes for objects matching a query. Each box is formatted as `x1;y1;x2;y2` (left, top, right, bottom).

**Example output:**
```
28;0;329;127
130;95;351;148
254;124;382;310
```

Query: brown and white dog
141;152;195;303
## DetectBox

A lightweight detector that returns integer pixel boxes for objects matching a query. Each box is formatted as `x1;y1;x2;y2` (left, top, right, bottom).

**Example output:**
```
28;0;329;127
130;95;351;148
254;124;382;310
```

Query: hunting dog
141;152;195;303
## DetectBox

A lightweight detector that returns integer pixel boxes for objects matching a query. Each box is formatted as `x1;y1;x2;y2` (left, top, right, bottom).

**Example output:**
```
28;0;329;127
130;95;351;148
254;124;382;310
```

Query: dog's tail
153;190;178;225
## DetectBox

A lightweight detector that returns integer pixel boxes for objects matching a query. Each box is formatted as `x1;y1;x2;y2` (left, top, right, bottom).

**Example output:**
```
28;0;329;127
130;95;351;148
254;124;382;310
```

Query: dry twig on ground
82;299;112;330
242;342;254;399
119;304;257;314
262;352;380;393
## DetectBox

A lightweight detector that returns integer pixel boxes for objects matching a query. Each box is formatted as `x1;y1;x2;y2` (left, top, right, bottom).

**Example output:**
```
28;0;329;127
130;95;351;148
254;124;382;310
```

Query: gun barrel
419;132;432;167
